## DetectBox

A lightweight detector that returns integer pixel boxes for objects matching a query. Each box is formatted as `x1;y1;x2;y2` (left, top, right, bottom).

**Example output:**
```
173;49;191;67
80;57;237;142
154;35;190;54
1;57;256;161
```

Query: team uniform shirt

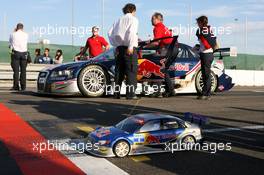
108;13;139;50
153;22;173;48
196;26;215;53
9;30;28;52
85;35;109;58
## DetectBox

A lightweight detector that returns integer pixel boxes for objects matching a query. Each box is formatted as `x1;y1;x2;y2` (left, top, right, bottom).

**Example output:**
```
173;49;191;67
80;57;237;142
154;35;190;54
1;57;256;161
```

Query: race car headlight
98;140;110;146
50;69;74;79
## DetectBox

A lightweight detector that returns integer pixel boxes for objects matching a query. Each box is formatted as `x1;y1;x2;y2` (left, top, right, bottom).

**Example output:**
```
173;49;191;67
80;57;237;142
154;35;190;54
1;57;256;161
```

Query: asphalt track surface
0;86;263;175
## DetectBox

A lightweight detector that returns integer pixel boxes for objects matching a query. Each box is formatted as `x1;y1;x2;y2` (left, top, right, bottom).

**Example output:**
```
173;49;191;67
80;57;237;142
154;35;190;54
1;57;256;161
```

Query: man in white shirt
9;23;29;91
108;3;139;100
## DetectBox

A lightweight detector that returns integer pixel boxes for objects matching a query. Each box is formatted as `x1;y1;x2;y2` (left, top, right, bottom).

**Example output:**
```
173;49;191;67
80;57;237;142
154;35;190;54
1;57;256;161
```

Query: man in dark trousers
196;16;217;100
146;12;176;97
108;3;139;100
9;23;29;91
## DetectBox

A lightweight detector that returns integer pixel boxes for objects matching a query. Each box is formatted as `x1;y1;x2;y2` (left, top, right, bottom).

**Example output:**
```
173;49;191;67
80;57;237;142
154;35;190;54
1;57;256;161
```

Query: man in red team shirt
148;12;173;54
79;26;110;58
146;12;176;97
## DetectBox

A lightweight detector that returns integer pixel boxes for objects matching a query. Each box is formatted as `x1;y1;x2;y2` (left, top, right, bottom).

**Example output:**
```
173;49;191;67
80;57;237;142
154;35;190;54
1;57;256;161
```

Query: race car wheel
113;140;130;158
182;135;196;145
181;135;196;150
78;65;106;97
195;70;217;95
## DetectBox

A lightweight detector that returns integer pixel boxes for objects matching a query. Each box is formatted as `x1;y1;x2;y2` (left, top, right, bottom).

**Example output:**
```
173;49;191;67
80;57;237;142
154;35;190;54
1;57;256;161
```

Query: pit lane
0;86;263;175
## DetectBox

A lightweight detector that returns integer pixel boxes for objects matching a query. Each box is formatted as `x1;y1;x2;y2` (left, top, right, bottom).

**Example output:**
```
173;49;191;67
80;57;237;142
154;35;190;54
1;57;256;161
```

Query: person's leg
125;50;138;98
20;53;27;90
10;54;16;88
13;53;20;90
114;47;125;98
199;53;207;96
203;53;214;96
152;81;163;98
200;53;213;97
163;69;175;97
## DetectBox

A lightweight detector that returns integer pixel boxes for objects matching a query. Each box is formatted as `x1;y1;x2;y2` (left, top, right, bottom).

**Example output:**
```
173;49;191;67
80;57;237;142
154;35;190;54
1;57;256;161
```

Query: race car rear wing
214;46;237;59
184;112;210;126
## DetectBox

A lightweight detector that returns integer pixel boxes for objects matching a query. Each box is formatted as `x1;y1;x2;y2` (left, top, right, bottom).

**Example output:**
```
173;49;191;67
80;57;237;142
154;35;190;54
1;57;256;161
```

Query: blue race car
37;36;234;97
86;113;202;157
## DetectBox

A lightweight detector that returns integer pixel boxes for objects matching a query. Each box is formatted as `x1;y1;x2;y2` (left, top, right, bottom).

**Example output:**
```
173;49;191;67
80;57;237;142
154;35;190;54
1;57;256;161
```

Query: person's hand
127;48;134;55
142;40;151;48
105;45;110;50
145;39;151;44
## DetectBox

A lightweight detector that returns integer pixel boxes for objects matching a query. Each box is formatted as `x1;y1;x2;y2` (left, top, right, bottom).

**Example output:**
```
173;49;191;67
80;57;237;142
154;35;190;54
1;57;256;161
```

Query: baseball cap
92;26;99;32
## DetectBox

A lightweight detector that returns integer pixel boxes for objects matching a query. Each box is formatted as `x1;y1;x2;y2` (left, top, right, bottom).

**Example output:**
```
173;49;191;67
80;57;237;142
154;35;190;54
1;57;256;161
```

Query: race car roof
132;113;181;122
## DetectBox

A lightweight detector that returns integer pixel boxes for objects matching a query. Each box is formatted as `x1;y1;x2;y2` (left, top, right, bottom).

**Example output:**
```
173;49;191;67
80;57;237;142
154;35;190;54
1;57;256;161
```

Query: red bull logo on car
146;135;160;144
169;63;190;71
137;59;164;79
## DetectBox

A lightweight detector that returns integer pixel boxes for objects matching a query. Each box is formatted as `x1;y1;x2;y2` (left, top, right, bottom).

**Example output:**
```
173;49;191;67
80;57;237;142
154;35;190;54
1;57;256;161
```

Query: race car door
138;119;182;146
137;120;162;145
160;118;185;143
170;44;200;78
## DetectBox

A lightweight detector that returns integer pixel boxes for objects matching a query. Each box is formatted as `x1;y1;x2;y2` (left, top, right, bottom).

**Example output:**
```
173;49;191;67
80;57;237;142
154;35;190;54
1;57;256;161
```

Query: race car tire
181;135;196;150
78;65;107;97
113;140;130;158
195;70;218;95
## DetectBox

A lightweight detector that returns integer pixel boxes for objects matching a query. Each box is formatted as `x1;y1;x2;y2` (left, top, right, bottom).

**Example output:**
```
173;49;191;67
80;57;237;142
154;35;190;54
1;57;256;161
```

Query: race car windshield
115;117;144;133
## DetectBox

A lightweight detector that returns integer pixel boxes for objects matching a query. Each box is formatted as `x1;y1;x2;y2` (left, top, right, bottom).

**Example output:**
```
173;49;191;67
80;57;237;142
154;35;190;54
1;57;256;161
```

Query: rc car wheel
78;65;106;97
195;70;217;95
113;140;130;158
182;135;196;145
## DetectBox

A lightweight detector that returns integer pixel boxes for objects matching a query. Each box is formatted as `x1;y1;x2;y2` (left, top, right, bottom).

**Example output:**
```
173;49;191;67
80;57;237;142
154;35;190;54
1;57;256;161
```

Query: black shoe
150;92;163;98
20;86;26;91
156;93;163;98
10;87;19;91
197;95;205;100
163;92;175;98
126;96;140;100
204;96;211;100
113;93;121;99
197;95;211;100
170;91;176;97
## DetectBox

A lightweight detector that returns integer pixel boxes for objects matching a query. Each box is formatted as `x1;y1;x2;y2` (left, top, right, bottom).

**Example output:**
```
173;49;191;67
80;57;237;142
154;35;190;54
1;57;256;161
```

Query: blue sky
0;0;264;54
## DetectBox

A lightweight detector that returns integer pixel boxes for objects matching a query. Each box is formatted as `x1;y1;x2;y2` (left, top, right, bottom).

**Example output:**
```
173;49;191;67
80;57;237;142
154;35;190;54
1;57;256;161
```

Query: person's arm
8;34;14;55
9;34;13;49
100;37;110;50
192;44;200;53
26;33;29;51
127;17;139;55
74;55;79;62
144;28;162;48
79;40;89;56
108;22;118;47
152;27;163;46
